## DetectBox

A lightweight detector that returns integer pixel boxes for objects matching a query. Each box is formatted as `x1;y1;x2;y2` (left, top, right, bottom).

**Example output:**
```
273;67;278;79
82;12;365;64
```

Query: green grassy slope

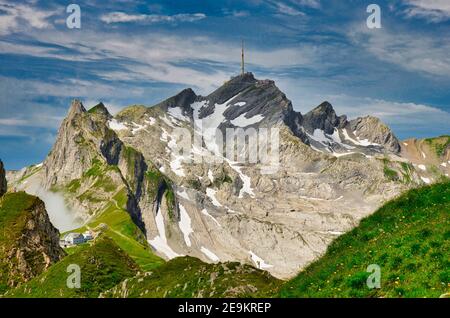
6;236;139;298
102;256;282;298
280;182;450;298
0;192;63;293
62;187;164;272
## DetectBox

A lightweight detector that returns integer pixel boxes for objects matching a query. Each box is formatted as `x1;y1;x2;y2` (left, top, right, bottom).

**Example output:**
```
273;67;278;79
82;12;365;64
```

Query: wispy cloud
275;2;305;16
0;27;318;92
0;1;56;35
348;24;450;77
100;12;206;24
402;0;450;22
290;0;321;9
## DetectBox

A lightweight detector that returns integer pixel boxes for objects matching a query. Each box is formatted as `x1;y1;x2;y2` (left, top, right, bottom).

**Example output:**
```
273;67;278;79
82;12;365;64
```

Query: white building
83;231;93;241
64;233;85;245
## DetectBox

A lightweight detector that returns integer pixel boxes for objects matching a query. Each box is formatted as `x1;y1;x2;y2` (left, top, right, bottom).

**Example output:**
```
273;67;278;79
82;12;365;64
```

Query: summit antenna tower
241;40;245;75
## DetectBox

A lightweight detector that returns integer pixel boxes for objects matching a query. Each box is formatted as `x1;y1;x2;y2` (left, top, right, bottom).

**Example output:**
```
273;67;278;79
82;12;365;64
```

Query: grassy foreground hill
101;256;281;298
6;236;139;298
280;181;450;298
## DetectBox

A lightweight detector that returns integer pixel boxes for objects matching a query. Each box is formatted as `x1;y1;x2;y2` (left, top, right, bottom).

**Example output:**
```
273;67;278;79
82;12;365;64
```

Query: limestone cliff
0;192;65;293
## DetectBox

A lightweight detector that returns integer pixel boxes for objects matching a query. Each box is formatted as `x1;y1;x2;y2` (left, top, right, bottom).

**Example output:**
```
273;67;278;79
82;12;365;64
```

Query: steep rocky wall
0;160;6;196
0;192;65;291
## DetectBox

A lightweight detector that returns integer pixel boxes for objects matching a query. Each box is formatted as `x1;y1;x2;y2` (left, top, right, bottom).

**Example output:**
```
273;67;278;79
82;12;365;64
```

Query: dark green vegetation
383;165;399;182
115;105;148;122
425;135;450;157
213;171;233;188
145;166;176;220
102;256;281;298
7;236;138;298
280;182;450;298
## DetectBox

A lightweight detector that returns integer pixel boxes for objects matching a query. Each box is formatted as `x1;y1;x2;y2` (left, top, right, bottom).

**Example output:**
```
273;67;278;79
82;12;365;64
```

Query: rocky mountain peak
155;88;198;116
348;116;401;153
88;102;112;119
302;101;347;135
68;99;86;118
313;101;334;114
0;160;6;197
206;72;257;105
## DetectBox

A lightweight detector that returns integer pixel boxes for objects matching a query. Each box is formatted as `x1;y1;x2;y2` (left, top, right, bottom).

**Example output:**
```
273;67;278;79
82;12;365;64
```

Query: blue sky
0;0;449;169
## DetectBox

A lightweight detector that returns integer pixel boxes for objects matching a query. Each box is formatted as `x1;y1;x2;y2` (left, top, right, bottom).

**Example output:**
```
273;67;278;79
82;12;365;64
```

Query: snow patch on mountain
177;189;190;201
421;176;431;184
206;188;222;207
208;170;214;183
201;208;221;227
230;113;264;127
249;251;273;270
131;122;146;135
201;246;220;262
191;95;240;154
108;119;128;131
145;116;156;125
160;115;177;128
418;164;426;171
149;207;181;259
343;129;379;147
168;107;190;122
178;204;193;247
225;159;254;198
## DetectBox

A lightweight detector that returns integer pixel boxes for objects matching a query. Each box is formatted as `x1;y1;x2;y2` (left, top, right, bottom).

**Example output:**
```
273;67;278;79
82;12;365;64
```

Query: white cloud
0;1;56;35
0;27;318;93
0;118;29;126
348;24;450;77
290;0;321;9
275;2;305;16
100;12;206;24
402;0;450;22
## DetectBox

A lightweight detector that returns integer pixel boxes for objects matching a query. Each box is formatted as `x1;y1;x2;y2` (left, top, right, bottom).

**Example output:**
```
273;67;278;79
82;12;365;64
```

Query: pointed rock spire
68;99;86;117
302;101;347;134
88;102;112;119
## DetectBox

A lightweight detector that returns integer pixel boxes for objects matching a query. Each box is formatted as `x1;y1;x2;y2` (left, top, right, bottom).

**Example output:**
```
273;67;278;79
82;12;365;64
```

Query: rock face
40;99;146;228
348;116;401;153
10;73;440;279
302;101;347;134
0;160;6;197
0;192;65;292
